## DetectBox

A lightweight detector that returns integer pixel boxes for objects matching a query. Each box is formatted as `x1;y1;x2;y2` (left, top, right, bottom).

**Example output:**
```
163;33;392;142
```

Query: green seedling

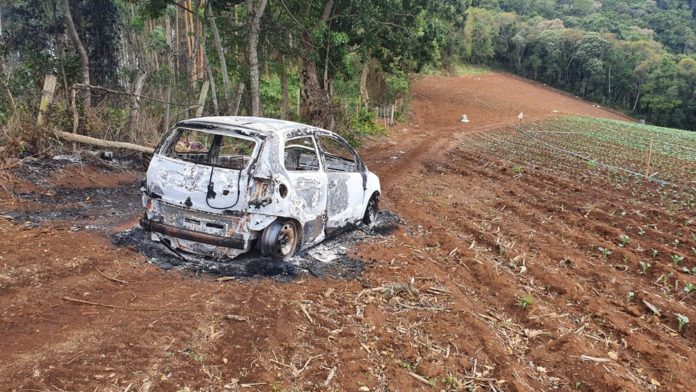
586;160;598;169
398;360;414;370
673;239;680;248
626;291;635;303
680;266;696;276
618;234;631;247
598;247;612;258
639;261;652;274
637;227;645;236
517;293;534;309
671;254;685;266
650;249;659;258
442;374;460;389
512;165;524;174
684;282;695;294
676;314;689;332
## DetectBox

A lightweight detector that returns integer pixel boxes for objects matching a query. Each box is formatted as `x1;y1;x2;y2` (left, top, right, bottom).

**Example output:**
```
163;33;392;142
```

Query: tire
260;220;300;259
362;194;379;226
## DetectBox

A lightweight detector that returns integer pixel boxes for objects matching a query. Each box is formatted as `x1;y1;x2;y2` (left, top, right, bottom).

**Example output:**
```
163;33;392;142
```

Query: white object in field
460;114;470;123
518;112;524;121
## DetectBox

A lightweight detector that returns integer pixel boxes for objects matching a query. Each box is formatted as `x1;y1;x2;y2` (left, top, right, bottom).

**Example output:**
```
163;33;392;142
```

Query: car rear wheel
260;220;300;259
362;195;379;226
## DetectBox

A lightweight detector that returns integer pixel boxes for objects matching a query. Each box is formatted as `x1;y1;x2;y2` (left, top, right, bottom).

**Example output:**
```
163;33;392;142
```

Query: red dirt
1;72;694;391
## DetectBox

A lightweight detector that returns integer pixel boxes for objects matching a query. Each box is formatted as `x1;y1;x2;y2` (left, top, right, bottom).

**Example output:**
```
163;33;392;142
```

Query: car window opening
317;136;357;172
168;128;256;170
284;136;320;171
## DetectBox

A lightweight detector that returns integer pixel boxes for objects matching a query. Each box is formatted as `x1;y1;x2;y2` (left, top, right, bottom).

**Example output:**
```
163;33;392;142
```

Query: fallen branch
96;268;128;285
407;371;432;386
323;366;336;387
240;382;266;388
642;300;661;317
299;303;314;325
62;296;182;312
292;354;322;377
579;355;611;363
53;130;154;154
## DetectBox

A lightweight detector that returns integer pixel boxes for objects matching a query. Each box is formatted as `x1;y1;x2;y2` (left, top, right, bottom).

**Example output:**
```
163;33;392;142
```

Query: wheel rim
278;223;296;256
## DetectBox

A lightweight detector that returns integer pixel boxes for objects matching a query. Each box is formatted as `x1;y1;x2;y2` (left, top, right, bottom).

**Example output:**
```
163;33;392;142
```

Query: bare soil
1;73;694;391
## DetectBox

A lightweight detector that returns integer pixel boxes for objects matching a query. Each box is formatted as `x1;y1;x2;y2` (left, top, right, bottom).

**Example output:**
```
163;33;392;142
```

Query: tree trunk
233;82;245;116
163;14;173;133
203;40;220;115
246;0;268;116
633;78;645;112
359;61;369;110
299;56;334;129
298;0;336;129
279;56;290;120
129;71;148;141
54;130;154;154
62;0;90;108
207;5;232;113
175;6;180;75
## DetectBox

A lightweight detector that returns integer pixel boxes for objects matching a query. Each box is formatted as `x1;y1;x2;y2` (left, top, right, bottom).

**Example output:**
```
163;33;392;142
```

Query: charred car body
140;117;381;259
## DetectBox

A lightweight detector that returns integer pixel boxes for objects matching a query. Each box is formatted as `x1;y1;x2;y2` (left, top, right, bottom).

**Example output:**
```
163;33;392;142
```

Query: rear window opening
167;128;256;170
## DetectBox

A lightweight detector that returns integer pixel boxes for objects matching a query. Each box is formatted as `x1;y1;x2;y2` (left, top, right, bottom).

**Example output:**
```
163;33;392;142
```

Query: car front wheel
362;195;379;226
260;220;300;259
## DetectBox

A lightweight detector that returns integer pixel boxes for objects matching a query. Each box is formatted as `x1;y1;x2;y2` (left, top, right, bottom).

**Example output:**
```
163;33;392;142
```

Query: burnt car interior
317;136;358;172
167;128;256;171
284;137;320;171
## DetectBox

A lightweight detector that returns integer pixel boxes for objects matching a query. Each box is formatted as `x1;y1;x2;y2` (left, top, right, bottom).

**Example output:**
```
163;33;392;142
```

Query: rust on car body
140;116;381;259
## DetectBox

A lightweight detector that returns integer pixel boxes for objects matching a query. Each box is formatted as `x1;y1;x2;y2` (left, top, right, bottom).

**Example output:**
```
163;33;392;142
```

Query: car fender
247;214;279;231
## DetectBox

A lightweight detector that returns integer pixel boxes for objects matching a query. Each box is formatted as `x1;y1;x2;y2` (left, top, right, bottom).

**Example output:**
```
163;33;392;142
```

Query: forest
0;0;695;154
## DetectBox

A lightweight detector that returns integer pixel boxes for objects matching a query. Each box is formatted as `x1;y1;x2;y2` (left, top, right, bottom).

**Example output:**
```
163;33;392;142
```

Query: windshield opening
166;128;256;170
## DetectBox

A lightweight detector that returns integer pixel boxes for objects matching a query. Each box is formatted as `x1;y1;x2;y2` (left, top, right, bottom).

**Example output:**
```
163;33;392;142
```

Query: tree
62;0;91;108
246;0;267;116
462;8;500;64
206;4;233;114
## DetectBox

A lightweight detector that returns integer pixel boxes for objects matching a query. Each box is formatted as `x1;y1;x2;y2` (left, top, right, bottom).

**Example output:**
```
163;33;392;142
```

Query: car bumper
139;218;246;249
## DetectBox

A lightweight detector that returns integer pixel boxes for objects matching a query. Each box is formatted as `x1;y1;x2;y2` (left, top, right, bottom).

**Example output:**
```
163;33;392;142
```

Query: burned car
140;116;381;259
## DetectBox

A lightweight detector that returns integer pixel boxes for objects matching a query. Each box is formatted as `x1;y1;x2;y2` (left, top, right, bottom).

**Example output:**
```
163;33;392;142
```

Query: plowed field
2;72;695;391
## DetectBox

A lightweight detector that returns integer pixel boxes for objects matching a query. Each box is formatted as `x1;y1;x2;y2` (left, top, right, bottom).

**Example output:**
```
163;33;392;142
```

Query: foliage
3;0;696;150
434;1;696;131
516;293;534;309
339;108;386;147
676;313;689;332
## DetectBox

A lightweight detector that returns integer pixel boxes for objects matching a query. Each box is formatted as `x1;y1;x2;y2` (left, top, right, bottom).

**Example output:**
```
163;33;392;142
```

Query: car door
315;133;365;232
282;135;328;243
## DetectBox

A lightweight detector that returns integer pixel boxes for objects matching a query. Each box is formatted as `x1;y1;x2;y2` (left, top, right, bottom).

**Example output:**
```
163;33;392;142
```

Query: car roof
177;116;321;137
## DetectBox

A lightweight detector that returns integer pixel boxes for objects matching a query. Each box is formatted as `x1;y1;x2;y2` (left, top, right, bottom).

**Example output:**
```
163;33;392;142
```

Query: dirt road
2;73;694;391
